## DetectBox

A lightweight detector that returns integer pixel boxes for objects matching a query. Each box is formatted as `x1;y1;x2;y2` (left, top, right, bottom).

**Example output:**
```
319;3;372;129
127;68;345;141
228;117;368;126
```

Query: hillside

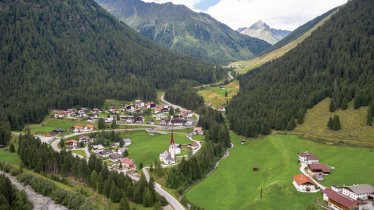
231;8;338;74
95;0;271;64
237;20;291;45
0;0;225;130
227;0;374;146
293;98;374;147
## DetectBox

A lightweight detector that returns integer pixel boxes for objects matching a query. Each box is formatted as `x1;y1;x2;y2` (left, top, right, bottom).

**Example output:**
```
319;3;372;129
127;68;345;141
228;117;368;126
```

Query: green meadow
198;80;240;108
186;133;374;210
122;131;192;166
28;117;91;135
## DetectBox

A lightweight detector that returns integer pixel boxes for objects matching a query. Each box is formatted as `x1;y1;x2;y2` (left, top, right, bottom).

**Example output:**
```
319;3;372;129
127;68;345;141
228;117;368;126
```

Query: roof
194;127;203;131
85;124;95;128
120;158;134;165
293;174;315;186
347;184;374;195
65;140;77;144
323;188;359;208
308;163;331;173
308;155;320;161
73;125;83;129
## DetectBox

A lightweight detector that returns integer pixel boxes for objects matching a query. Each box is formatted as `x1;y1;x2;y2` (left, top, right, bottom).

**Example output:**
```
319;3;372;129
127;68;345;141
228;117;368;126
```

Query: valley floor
186;133;374;210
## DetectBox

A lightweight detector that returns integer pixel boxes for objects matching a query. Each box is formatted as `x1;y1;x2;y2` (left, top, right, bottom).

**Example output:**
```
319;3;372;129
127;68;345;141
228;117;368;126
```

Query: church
159;131;181;165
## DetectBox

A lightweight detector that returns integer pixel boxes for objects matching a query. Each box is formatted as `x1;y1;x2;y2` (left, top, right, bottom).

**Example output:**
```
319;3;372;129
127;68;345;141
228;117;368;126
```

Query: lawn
186;133;374;210
123;131;192;166
28;117;90;135
197;80;239;108
293;98;374;147
72;149;87;158
0;149;21;165
102;99;128;110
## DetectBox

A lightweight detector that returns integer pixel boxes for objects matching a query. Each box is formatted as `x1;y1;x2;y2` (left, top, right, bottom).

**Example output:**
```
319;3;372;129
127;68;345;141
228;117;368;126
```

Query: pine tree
341;98;348;110
332;115;341;130
224;91;228;97
327;117;333;129
98;118;106;129
9;143;15;152
329;99;336;112
118;195;130;210
58;139;65;148
111;120;118;129
367;110;373;126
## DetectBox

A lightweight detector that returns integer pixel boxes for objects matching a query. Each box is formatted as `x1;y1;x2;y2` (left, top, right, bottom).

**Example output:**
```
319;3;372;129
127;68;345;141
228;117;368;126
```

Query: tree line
0;174;33;210
0;0;226;131
164;83;231;191
17;130;165;209
227;0;374;138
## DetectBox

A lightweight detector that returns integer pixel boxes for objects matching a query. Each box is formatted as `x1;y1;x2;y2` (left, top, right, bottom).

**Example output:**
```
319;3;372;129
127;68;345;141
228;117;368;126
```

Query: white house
83;124;95;132
342;184;374;200
298;151;320;164
71;125;83;133
105;116;114;123
65;140;78;148
292;174;317;192
322;188;360;210
123;138;132;146
193;127;204;135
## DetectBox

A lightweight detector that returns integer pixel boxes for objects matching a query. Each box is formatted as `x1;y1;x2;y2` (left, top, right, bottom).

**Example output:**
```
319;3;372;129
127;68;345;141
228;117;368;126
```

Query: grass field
28;117;90;135
293;98;374;147
230;11;335;75
0;149;21;165
102;99;128;110
186;133;374;210
123;131;192;166
197;80;240;108
72;149;87;158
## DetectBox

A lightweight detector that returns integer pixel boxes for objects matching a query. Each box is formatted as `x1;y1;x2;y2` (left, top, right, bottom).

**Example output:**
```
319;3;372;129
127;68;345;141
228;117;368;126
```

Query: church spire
170;130;175;145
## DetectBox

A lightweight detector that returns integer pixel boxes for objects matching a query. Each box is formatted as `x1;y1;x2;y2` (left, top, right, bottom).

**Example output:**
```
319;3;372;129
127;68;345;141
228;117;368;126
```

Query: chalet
307;163;331;175
118;147;128;154
125;105;135;112
54;111;66;119
220;85;225;89
105;116;114;123
109;153;122;160
71;125;83;133
161;107;169;113
185;120;194;126
65;140;78;148
92;108;101;114
52;128;65;134
188;142;199;150
298;151;319;164
120;115;134;123
79;135;91;143
181;109;193;118
292;174;317;192
99;149;113;157
217;107;226;112
120;158;136;171
123;138;132;146
134;116;144;123
145;101;156;109
322;188;359;210
134;100;144;108
83;124;95;132
342;184;374;201
154;106;163;113
92;144;105;151
109;107;119;114
193;127;204;135
171;118;186;126
88;114;98;119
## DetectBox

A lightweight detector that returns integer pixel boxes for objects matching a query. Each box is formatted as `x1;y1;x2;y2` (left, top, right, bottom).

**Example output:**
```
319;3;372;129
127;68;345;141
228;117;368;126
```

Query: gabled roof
347;184;374;195
308;163;331;173
293;174;315;186
323;188;359;208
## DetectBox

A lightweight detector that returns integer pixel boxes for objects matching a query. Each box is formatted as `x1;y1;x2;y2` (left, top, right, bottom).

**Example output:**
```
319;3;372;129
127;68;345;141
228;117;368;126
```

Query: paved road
160;94;184;110
1;171;67;210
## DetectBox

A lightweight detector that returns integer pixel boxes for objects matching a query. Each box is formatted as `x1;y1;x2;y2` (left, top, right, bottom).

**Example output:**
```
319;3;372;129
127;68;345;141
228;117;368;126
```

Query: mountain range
237;20;291;45
95;0;271;64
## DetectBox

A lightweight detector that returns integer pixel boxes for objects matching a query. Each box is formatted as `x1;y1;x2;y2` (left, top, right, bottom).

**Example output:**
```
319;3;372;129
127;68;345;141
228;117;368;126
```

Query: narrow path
299;163;326;190
0;171;67;210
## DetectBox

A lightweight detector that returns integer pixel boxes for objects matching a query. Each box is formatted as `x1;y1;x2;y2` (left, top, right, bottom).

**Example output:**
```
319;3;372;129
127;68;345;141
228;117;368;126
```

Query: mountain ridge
237;20;291;45
95;0;271;64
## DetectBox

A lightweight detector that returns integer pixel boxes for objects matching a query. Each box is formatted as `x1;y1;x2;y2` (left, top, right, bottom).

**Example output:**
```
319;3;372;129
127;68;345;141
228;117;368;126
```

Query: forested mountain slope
227;0;374;140
0;0;225;130
95;0;271;64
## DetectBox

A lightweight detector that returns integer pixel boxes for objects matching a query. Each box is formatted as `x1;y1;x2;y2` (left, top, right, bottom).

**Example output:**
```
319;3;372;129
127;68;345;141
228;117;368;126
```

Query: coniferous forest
227;0;374;137
0;0;225;131
0;174;33;210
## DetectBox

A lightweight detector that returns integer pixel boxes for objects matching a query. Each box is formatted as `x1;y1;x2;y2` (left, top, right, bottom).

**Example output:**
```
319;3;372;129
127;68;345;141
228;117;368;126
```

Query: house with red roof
65;140;78;148
83;124;95;132
71;125;83;133
307;163;331;175
120;158;136;171
322;188;359;210
298;151;320;164
292;174;318;192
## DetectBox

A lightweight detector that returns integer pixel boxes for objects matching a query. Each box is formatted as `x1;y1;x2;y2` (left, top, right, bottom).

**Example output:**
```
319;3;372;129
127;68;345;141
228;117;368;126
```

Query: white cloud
206;0;348;30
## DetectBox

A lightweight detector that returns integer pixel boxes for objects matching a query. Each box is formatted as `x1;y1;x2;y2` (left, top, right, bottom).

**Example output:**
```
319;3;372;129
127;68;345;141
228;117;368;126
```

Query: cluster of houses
53;108;101;122
292;151;374;210
71;124;96;133
64;135;95;148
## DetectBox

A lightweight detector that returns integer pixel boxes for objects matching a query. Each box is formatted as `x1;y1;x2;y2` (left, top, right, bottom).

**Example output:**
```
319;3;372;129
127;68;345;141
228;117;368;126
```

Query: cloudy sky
142;0;347;30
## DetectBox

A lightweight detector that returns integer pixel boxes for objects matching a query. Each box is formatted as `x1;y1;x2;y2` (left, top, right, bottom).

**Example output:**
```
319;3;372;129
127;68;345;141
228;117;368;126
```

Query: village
293;151;374;210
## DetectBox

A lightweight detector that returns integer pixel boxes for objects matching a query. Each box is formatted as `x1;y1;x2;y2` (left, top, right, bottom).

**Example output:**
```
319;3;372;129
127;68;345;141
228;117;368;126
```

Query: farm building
292;174;317;192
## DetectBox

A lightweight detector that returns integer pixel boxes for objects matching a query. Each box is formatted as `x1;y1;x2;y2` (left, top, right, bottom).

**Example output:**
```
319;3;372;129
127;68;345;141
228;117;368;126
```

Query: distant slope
231;8;339;74
237;20;291;45
227;0;374;145
0;0;225;130
95;0;271;64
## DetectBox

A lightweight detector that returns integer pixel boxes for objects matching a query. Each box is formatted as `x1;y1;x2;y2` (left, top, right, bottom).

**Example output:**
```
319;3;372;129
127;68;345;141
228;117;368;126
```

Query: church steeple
170;130;175;145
